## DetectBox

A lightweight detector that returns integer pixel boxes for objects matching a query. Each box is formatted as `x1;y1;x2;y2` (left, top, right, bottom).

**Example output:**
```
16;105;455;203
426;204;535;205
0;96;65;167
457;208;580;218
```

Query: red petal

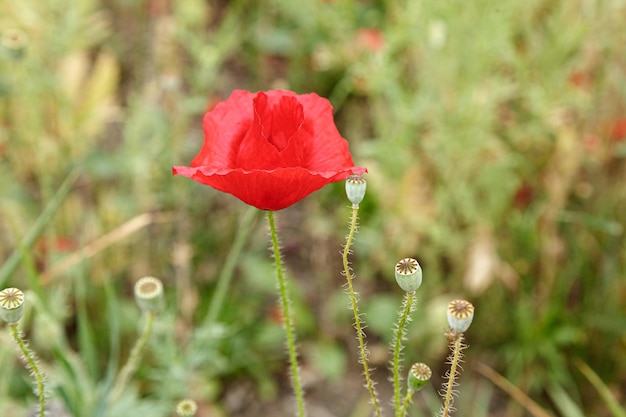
191;90;256;169
174;89;367;210
253;92;304;151
235;92;306;170
172;166;366;211
291;92;355;171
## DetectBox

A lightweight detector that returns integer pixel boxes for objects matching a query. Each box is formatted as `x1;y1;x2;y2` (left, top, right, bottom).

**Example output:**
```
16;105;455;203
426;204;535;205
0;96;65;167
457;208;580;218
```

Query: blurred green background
1;0;625;416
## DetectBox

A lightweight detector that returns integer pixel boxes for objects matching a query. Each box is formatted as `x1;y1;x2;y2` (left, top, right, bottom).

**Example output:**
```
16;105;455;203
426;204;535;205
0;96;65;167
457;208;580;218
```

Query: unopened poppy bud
176;399;198;416
407;362;432;392
447;299;474;333
345;174;367;207
394;258;422;292
134;276;164;313
0;287;25;323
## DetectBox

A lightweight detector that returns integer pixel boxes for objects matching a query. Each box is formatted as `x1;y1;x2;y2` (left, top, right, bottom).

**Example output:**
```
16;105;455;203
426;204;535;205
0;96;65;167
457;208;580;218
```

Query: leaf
574;359;626;417
546;382;585;417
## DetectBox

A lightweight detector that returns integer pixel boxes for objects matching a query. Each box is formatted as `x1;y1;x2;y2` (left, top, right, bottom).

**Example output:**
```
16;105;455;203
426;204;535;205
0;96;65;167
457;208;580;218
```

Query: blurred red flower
173;89;366;210
610;117;626;142
356;28;385;52
568;70;593;89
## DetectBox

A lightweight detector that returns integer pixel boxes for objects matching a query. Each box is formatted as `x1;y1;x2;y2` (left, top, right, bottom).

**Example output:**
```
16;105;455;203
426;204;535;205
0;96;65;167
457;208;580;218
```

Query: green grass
1;0;625;416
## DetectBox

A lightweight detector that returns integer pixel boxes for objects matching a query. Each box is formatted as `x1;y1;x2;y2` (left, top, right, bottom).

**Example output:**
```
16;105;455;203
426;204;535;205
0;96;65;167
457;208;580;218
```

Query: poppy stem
110;311;156;401
9;323;47;417
392;291;416;417
343;205;382;417
441;334;465;417
267;211;306;417
398;388;415;417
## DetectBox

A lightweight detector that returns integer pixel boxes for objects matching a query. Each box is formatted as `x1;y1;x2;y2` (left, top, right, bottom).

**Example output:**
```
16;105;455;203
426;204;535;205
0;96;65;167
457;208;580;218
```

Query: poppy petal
174;89;366;210
172;165;367;211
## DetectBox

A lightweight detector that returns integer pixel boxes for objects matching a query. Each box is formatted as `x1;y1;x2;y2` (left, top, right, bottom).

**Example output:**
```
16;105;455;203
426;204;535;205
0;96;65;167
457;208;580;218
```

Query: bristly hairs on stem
10;324;48;417
439;300;474;417
399;362;432;417
1;288;47;417
110;311;156;401
342;203;382;417
391;291;417;417
111;277;164;402
391;258;423;417
438;332;467;417
267;211;306;417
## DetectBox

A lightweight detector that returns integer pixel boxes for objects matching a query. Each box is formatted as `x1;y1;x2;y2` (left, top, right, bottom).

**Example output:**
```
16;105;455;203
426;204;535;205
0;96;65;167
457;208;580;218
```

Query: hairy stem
442;335;463;417
267;211;306;417
111;311;155;401
343;205;382;417
392;291;416;417
399;389;414;417
10;323;46;417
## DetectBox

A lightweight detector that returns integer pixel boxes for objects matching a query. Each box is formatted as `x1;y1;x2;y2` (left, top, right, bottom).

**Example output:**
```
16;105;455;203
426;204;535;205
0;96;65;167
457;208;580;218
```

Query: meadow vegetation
0;0;625;416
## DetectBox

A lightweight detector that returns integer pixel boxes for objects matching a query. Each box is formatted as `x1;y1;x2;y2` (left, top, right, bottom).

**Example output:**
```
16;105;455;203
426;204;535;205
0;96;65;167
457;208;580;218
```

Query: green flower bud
134;276;164;313
447;299;474;333
345;174;367;207
407;362;432;392
0;287;25;323
394;258;422;292
176;399;198;416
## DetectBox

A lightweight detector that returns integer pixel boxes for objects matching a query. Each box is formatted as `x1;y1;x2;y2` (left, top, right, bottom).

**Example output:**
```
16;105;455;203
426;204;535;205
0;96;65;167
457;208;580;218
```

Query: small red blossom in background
35;236;78;271
173;89;366;210
609;117;626;142
583;133;601;153
512;181;534;210
36;236;78;256
568;69;593;90
355;28;385;53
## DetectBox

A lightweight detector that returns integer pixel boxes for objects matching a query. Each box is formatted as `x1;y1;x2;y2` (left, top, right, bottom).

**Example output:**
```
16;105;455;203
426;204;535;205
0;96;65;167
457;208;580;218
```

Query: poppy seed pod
345;174;367;206
134;277;164;313
394;258;422;292
176;399;198;416
1;28;29;59
407;362;432;392
446;299;474;333
0;287;25;323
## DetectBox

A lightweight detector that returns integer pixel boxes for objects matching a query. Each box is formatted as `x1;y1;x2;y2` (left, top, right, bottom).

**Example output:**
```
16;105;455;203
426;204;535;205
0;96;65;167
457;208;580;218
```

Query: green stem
393;291;416;417
343;205;382;417
10;323;46;417
267;211;305;417
399;389;414;417
110;311;155;401
203;206;257;328
442;335;463;417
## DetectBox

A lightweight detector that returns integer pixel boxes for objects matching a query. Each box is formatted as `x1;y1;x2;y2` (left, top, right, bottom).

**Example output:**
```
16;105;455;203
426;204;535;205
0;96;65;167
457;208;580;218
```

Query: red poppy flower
173;89;366;210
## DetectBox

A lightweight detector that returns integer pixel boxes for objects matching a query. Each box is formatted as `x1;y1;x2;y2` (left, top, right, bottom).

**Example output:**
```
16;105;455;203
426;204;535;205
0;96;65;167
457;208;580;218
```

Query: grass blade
574;358;626;417
0;169;79;287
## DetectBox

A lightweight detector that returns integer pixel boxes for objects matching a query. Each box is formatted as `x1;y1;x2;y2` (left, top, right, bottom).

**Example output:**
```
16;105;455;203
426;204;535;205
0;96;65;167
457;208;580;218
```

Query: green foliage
0;0;625;415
